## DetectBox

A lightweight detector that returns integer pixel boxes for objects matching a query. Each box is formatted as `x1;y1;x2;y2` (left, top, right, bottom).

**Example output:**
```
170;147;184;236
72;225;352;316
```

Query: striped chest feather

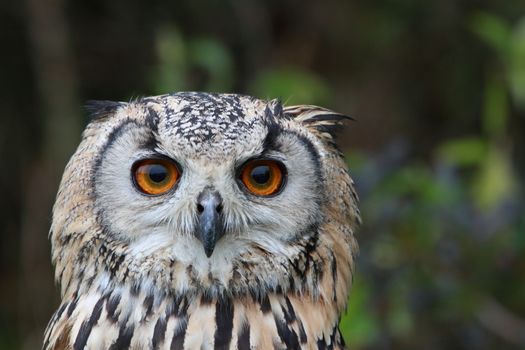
44;289;346;350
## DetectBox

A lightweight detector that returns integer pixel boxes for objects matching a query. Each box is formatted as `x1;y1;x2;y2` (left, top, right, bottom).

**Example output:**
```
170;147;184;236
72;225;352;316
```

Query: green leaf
509;17;525;109
469;12;511;58
436;137;488;167
483;72;508;138
249;68;330;105
387;282;414;338
188;38;234;91
340;277;380;347
152;26;188;93
472;145;517;210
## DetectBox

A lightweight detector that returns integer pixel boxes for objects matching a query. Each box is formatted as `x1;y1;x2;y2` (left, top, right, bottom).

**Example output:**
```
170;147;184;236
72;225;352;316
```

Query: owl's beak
195;189;225;258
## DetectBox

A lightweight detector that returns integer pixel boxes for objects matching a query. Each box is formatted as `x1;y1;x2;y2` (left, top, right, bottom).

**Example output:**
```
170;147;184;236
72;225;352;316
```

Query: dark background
1;0;525;349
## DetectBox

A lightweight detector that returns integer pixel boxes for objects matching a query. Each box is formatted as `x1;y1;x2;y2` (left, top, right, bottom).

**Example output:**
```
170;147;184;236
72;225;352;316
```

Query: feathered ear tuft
284;105;354;139
85;100;125;121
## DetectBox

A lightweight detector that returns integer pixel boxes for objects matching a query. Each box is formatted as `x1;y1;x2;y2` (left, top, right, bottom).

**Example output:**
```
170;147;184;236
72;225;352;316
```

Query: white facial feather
94;117;323;290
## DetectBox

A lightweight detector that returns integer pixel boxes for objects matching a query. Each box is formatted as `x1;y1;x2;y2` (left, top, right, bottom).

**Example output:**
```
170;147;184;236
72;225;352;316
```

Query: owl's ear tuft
284;105;354;138
85;100;125;121
264;98;284;121
269;98;284;117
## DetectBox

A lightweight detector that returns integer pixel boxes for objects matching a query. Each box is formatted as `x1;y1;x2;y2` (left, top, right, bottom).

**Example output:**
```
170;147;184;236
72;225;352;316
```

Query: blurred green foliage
152;26;235;93
338;11;525;349
146;8;525;348
250;68;330;105
151;26;330;106
470;12;525;108
2;0;525;349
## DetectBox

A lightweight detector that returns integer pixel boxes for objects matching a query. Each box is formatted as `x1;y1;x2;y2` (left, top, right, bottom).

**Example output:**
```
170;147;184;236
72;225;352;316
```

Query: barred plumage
44;92;360;350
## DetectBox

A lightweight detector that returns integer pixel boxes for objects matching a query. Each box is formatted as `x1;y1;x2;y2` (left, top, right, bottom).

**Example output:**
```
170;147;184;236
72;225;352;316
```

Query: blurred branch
477;297;525;346
24;0;81;155
21;0;81;347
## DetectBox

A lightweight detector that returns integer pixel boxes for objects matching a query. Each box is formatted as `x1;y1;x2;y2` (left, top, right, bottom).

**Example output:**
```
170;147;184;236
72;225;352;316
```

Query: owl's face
52;92;358;301
94;93;322;280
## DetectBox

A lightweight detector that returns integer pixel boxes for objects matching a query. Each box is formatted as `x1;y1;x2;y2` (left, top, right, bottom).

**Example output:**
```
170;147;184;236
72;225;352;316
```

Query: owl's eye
239;159;286;196
132;158;180;195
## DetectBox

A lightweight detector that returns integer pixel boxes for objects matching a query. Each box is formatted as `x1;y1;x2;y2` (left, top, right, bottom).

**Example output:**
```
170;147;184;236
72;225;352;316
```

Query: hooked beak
195;188;225;258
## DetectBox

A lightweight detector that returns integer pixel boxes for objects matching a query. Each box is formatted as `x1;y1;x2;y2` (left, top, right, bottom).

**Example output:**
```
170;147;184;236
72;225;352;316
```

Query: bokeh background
1;0;525;349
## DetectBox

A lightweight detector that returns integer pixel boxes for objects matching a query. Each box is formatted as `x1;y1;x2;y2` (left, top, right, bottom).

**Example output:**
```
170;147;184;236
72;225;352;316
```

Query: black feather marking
317;337;327;350
294;131;322;174
214;297;234;349
314;123;345;137
297;320;308;344
85;100;123;121
264;105;274;120
52;302;68;324
98;244;107;255
274;315;300;349
152;317;167;349
288;273;296;291
67;294;79;317
146;107;160;133
304;113;354;123
272;100;284;117
285;107;354;139
130;281;140;296
260;295;271;313
237;323;250;350
330;251;338;302
171;317;188;350
143;294;154;319
262;121;281;154
141;134;160;151
170;295;182;317
312;258;325;287
200;293;213;305
109;324;134;350
106;293;121;323
170;295;189;318
110;254;126;278
339;328;346;347
282;297;296;323
329;327;338;350
73;297;104;350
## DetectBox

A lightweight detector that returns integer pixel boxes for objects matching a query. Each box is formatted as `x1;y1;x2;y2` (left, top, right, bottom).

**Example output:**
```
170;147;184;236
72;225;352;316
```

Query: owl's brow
261;122;282;154
261;122;322;172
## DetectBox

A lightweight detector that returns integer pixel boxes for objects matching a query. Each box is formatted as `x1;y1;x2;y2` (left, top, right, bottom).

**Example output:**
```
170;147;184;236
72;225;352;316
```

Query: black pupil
148;164;168;183
251;165;270;184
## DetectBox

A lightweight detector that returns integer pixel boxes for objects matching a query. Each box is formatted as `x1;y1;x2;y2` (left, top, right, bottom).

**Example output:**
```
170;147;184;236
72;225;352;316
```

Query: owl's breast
44;287;346;350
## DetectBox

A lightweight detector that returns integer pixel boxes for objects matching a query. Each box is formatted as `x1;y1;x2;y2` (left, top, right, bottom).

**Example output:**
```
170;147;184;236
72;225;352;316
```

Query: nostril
197;203;204;213
216;204;223;213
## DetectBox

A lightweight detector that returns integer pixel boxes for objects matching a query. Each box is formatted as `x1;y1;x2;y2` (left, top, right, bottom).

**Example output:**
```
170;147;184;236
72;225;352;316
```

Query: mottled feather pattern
44;92;359;349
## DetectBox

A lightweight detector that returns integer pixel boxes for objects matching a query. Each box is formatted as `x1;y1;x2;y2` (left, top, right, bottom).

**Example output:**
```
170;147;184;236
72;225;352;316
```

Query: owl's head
51;92;359;305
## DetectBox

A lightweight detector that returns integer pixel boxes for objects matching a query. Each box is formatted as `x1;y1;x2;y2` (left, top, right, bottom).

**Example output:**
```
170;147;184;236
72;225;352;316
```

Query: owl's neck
59;229;348;302
47;231;353;349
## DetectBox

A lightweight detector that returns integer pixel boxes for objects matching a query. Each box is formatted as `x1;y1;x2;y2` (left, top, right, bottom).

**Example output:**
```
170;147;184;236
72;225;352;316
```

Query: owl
43;92;360;350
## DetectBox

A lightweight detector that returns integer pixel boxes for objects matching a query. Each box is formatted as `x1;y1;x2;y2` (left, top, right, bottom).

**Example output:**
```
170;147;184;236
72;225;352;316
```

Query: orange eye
239;159;286;196
132;159;180;195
